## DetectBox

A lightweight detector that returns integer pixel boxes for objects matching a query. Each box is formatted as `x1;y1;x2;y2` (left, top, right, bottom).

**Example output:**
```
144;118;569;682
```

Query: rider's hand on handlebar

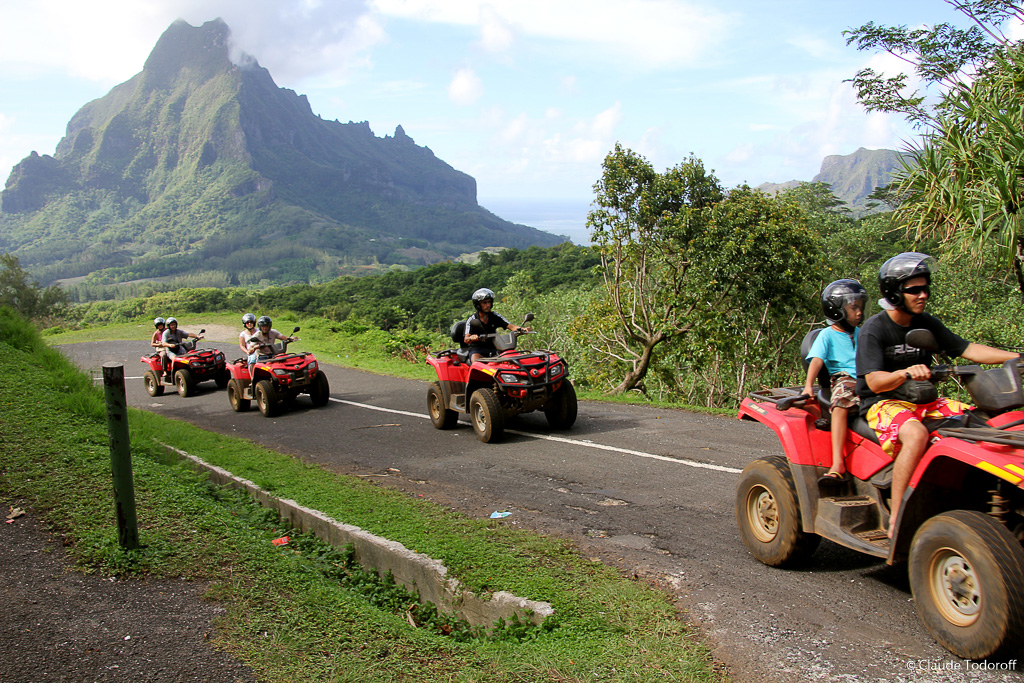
903;364;931;381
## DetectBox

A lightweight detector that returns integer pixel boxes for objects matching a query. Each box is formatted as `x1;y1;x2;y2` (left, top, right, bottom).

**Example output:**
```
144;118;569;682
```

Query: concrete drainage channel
157;442;554;630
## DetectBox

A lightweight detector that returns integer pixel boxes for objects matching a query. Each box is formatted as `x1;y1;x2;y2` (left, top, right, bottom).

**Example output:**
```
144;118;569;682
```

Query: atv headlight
216;353;224;362
309;361;317;371
499;373;526;384
549;363;564;378
272;368;290;377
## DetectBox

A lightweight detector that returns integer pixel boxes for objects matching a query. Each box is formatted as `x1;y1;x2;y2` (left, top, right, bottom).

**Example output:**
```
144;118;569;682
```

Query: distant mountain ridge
758;147;906;216
0;19;563;288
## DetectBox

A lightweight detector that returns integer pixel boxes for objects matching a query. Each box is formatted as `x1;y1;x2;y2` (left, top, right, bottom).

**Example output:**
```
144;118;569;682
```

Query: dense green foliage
0;253;69;322
846;1;1024;291
1;308;718;681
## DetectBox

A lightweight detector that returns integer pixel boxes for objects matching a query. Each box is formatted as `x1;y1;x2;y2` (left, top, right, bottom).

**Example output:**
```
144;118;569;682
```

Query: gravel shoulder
0;496;256;683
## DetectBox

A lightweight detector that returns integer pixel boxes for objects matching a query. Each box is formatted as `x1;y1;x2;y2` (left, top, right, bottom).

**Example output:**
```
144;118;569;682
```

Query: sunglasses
902;285;930;296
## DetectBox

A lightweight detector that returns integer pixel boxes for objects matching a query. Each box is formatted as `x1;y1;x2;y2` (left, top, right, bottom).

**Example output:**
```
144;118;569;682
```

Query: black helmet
242;313;256;325
257;315;272;327
879;252;935;309
153;317;165;327
822;279;867;328
472;288;494;312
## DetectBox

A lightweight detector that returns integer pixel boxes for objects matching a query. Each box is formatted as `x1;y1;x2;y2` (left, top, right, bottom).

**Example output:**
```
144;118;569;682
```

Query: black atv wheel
735;455;820;567
144;370;164;397
909;510;1024;659
310;372;330;407
175;368;195;397
255;379;279;417
215;370;230;389
469;388;504;443
228;379;251;412
427;382;458;429
543;380;578;429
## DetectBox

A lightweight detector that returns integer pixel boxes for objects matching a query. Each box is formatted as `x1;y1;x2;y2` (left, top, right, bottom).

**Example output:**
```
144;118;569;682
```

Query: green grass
4;309;722;682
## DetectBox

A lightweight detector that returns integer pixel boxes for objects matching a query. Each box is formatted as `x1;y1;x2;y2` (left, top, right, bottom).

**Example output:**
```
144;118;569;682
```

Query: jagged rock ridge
0;19;563;287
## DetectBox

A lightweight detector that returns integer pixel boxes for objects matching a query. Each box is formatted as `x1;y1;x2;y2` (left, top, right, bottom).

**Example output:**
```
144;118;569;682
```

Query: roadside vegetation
0;306;719;682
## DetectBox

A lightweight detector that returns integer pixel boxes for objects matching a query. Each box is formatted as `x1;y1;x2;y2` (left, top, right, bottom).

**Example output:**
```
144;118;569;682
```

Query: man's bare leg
889;419;928;538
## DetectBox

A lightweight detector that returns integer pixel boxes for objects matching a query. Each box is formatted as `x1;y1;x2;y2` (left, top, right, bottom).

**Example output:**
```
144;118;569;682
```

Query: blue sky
0;0;997;210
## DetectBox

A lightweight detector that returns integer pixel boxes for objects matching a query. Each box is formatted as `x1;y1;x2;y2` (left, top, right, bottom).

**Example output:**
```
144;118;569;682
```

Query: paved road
61;340;1021;683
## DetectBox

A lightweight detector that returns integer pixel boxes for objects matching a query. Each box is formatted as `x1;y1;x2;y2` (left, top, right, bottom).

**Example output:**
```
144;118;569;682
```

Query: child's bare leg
828;405;849;476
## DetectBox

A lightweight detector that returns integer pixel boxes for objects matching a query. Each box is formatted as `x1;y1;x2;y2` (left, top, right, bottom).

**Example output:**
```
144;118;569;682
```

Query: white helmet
242;313;256;325
166;317;178;326
153;317;165;327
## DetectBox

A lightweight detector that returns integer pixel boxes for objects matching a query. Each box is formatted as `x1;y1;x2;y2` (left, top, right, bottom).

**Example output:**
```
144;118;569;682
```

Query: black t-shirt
465;312;510;350
855;311;969;413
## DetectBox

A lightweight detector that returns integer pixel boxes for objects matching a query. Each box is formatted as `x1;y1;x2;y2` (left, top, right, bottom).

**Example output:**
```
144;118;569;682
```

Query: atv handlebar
776;393;811;411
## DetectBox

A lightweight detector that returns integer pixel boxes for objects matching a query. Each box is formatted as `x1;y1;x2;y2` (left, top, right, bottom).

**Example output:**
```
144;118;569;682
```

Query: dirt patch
0;498;255;683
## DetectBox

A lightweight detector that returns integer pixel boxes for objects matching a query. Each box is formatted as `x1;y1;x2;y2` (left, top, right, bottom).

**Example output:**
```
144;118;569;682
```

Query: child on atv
150;317;168;375
801;279;867;486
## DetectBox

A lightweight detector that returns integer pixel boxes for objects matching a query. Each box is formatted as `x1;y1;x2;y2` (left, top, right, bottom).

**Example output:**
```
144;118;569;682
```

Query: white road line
331;397;742;474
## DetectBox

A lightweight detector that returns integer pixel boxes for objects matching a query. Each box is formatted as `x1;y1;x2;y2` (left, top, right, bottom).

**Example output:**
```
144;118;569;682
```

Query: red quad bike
225;327;330;417
140;329;229;398
426;313;578;443
736;327;1024;659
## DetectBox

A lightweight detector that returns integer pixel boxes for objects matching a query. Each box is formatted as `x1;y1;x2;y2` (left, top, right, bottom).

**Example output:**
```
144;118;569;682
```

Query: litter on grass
489;511;512;519
272;536;290;546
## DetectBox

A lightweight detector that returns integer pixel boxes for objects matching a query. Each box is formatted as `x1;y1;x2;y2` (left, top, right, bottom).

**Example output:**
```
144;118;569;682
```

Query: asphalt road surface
60;339;1022;683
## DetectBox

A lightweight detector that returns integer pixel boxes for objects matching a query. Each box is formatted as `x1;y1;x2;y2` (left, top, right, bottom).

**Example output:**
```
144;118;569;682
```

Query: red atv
225;327;330;417
426;313;577;442
736;327;1024;659
140;329;228;397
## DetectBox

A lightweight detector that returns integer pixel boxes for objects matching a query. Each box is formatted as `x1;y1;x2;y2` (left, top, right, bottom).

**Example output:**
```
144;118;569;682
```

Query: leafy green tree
587;145;724;393
0;253;69;321
846;1;1024;291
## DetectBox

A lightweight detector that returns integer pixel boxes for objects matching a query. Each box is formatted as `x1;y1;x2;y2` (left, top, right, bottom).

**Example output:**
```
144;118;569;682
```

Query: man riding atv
856;252;1021;538
246;316;297;380
162;318;204;377
463;288;531;364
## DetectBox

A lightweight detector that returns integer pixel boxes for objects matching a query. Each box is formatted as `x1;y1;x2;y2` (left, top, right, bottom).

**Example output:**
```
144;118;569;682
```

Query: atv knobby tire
543;380;578;429
228;379;251;412
469;388;504;443
735;454;820;567
255;379;279;417
175;368;195;398
909;510;1024;659
144;370;164;397
428;382;458;429
309;372;330;407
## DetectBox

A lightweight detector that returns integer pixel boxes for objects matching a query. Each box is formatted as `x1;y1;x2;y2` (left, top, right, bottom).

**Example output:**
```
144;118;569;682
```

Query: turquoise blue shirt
806;326;858;377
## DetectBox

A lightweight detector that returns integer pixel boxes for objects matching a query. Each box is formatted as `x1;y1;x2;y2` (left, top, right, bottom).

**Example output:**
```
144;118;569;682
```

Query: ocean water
480;197;593;246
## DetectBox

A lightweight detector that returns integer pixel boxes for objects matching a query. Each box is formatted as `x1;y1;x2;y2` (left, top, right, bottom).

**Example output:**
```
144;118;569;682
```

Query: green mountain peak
0;19;563;289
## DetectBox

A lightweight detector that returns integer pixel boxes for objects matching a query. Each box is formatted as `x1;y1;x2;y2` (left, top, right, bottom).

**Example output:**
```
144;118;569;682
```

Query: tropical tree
587;145;723;393
0;253;69;321
845;1;1024;291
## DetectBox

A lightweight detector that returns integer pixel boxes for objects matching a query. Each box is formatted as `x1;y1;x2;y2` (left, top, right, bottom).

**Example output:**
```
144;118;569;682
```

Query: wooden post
102;362;139;550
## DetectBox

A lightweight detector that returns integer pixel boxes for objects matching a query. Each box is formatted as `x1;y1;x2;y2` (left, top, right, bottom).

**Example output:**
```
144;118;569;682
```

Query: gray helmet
471;288;494;312
166;317;178;326
257;315;272;327
821;279;867;329
242;313;256;325
153;317;165;327
879;252;935;309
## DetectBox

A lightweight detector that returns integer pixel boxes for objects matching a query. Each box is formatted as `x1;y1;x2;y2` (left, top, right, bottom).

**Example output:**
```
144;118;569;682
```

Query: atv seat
449;320;470;364
800;328;832;409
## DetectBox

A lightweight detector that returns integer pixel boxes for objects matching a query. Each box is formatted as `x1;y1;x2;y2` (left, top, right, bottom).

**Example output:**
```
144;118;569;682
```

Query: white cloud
448;67;483;105
0;0;382;88
372;0;733;69
477;5;515;53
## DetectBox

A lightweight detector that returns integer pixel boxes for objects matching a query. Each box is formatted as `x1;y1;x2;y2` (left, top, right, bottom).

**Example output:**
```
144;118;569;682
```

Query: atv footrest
815;496;888;558
854;528;890;549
